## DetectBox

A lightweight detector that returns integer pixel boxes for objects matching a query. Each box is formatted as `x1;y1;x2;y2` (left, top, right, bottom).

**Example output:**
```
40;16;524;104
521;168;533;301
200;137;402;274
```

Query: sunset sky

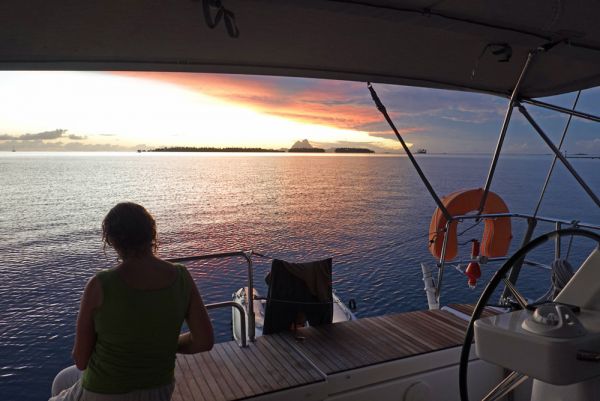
0;71;598;153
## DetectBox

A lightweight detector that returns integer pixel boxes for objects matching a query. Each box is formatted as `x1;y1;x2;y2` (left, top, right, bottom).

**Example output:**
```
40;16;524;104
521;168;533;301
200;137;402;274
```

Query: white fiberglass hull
232;287;356;345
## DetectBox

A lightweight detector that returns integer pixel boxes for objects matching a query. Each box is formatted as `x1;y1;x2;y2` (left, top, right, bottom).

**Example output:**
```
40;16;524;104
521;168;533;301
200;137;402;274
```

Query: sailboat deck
172;306;494;401
172;334;325;401
286;309;468;375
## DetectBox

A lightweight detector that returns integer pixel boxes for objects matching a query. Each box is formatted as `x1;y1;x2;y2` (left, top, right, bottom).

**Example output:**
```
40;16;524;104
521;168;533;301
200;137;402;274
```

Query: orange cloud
115;72;422;139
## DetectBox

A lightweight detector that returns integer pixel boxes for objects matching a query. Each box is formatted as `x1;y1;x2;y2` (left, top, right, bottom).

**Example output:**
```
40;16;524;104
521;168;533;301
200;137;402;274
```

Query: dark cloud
0;129;91;142
0;129;70;141
1;140;139;152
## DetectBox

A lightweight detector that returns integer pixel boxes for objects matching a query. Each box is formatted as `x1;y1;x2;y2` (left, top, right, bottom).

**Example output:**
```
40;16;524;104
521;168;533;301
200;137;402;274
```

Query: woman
50;202;214;401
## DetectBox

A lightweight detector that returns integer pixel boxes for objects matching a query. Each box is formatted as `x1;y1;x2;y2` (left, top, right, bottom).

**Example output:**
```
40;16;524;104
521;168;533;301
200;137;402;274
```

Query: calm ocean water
1;152;598;400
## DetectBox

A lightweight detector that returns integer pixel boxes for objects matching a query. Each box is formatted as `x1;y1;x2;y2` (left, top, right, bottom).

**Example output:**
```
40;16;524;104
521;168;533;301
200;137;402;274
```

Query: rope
457;220;482;237
202;0;240;38
537;259;575;302
551;259;574;298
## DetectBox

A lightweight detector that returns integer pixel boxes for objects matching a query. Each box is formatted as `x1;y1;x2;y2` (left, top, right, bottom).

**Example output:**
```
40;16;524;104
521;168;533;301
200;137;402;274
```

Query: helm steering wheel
459;228;600;401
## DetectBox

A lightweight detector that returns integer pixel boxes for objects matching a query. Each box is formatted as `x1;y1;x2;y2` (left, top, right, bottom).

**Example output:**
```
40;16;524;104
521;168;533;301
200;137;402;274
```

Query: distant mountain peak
291;139;313;149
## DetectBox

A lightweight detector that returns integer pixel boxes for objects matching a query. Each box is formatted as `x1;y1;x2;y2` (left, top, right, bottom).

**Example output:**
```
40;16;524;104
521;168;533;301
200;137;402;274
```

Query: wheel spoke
481;371;528;401
460;229;600;401
502;278;529;310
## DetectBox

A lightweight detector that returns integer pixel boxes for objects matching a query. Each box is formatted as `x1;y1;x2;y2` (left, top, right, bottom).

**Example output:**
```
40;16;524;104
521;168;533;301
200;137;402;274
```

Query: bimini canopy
1;0;599;98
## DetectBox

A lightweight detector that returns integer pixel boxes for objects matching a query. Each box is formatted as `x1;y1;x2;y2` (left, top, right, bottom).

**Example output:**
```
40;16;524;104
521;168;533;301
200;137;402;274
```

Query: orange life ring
429;188;512;261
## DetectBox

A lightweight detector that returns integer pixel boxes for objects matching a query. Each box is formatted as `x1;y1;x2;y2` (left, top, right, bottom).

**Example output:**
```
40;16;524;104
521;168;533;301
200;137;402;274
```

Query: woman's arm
177;270;214;354
72;276;102;370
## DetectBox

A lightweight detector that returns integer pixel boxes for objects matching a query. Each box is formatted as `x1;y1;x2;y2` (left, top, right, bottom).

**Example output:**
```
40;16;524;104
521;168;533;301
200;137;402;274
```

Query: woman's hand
177;270;214;354
72;276;102;370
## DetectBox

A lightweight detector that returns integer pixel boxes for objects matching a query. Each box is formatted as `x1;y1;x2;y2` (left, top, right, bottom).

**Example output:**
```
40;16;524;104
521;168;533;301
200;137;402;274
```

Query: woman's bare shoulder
82;275;103;309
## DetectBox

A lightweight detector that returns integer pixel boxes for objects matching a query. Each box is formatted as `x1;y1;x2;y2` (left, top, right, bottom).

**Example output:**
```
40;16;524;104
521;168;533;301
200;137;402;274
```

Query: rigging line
367;82;452;221
565;221;579;260
517;103;600;208
566;234;575;260
457;220;482;237
458;238;478;246
334;233;430;260
253;232;430;263
533;90;582;218
255;297;334;305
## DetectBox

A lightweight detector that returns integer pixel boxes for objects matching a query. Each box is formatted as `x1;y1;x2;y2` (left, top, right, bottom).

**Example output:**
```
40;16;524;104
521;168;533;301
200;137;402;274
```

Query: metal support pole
368;82;452;221
501;217;537;301
206;301;247;347
421;263;440;310
478;51;536;215
435;219;452;302
555;222;562;260
481;371;529;401
168;250;250;263
533;91;582;217
242;251;256;342
521;98;600;123
517;103;600;208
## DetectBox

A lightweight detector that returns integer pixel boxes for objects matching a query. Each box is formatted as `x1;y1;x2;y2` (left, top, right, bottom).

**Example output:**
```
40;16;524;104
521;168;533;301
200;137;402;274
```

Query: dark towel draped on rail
263;258;333;335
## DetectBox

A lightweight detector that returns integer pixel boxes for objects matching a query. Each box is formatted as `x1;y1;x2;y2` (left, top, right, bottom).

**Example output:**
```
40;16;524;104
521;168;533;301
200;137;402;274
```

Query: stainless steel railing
167;250;256;343
434;212;600;303
205;301;247;347
450;212;600;231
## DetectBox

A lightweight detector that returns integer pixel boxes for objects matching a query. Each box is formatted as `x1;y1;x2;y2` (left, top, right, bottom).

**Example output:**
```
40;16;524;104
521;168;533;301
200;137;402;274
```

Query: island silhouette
150;140;375;154
288;139;325;153
151;146;284;152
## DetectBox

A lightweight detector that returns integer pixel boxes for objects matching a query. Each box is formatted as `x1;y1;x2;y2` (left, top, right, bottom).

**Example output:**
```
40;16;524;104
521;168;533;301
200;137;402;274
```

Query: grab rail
167;250;256;343
434;212;600;304
205;301;247;347
450;212;600;231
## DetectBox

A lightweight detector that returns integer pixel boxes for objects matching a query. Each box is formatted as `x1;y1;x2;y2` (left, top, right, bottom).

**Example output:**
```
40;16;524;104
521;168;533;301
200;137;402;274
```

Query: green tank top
82;264;191;394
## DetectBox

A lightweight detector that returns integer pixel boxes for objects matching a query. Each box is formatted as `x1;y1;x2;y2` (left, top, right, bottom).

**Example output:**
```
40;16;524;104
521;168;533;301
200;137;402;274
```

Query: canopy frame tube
532;91;582;217
517;103;600;209
478;51;536;215
520;98;600;123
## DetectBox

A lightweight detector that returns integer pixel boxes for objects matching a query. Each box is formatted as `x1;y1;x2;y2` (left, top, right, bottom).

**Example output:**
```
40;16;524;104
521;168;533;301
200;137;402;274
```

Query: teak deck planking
448;303;501;318
283;309;469;375
172;334;325;401
173;308;495;401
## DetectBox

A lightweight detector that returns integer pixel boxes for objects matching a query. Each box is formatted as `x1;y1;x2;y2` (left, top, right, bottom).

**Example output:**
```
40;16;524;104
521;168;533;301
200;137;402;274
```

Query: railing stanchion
500;217;536;303
555;222;562;259
243;251;256;343
435;219;453;303
205;301;247;347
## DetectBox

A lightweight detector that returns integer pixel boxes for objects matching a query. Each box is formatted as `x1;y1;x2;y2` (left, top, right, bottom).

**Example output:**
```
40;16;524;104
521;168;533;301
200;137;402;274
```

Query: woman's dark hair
102;202;157;259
